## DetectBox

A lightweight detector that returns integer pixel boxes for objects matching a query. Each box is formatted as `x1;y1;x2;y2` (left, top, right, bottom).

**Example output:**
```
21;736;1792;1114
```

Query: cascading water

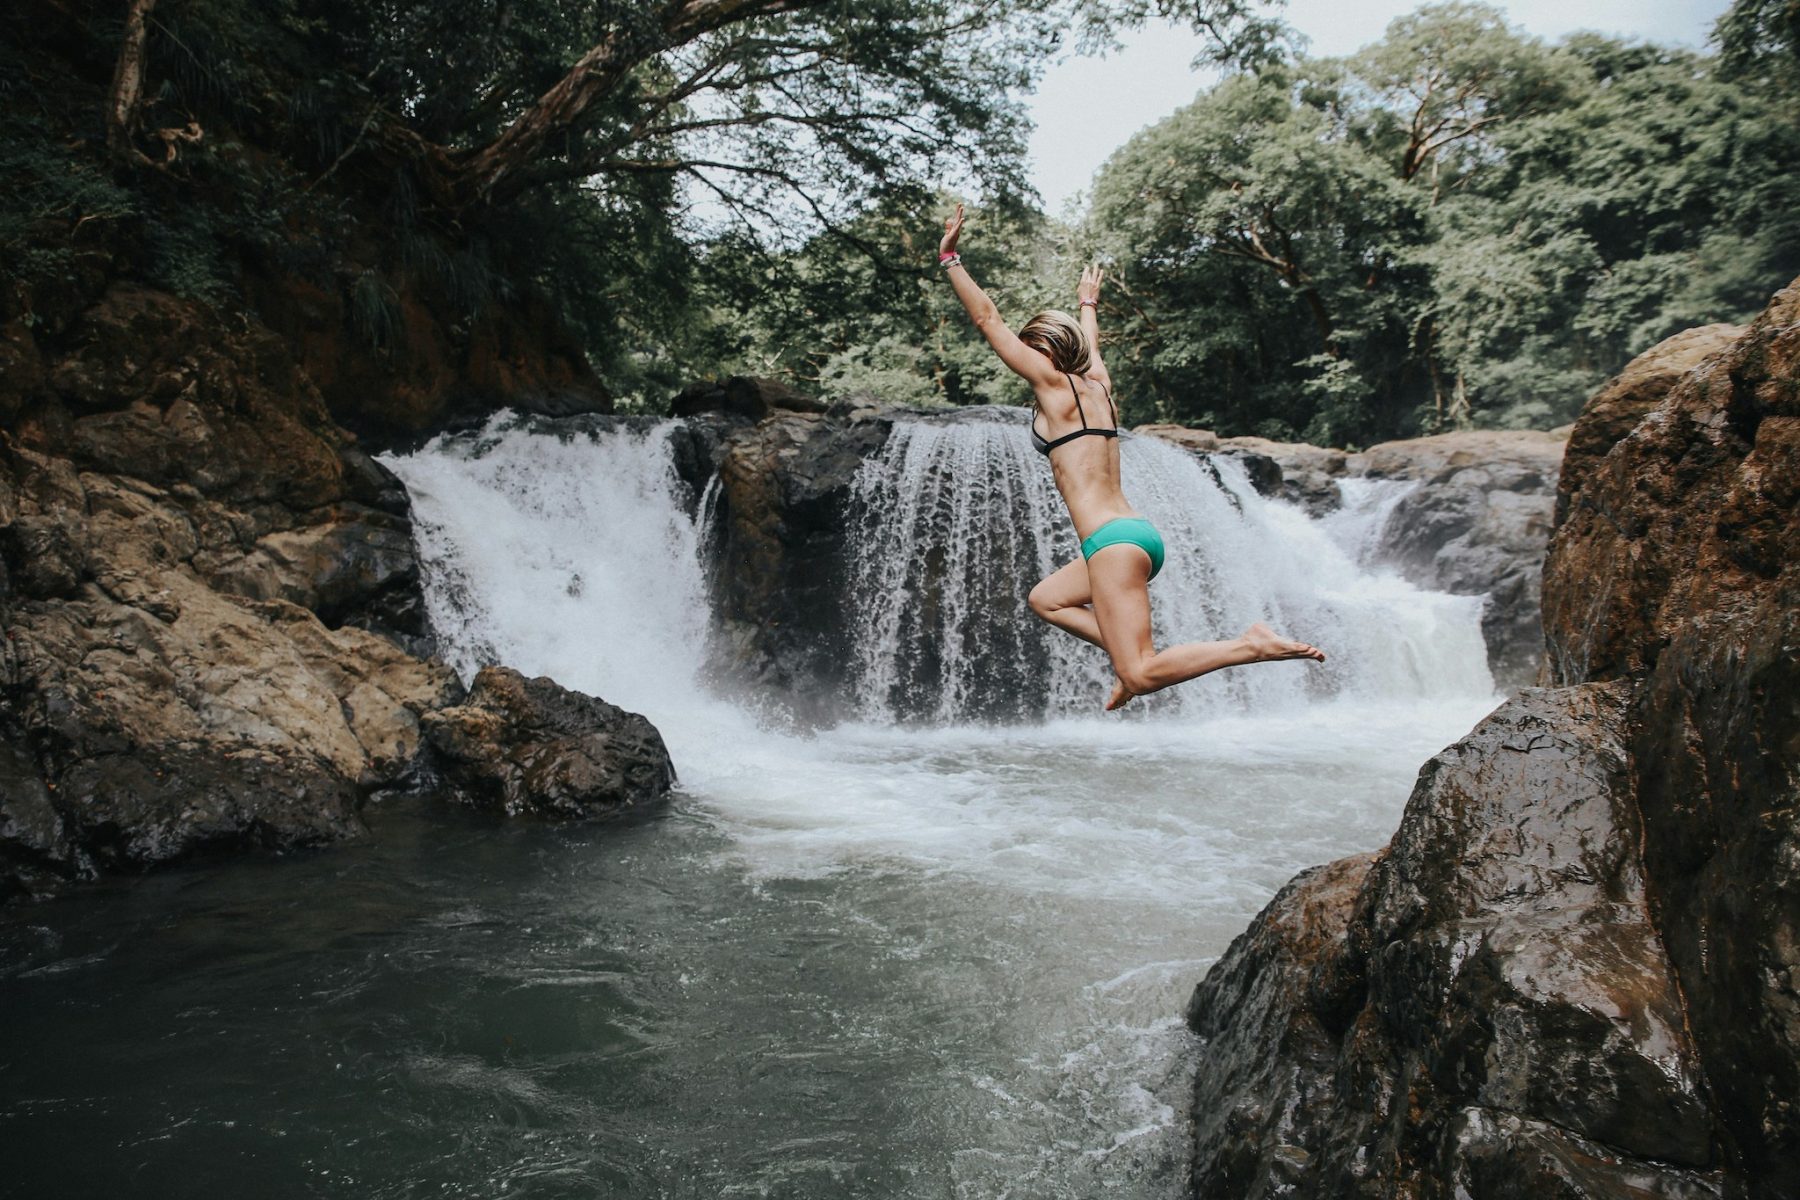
385;408;1490;738
389;414;714;718
847;409;1491;722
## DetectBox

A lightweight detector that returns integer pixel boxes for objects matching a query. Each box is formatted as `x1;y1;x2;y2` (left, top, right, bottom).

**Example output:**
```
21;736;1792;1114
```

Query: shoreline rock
0;285;675;905
424;667;674;820
1181;278;1800;1195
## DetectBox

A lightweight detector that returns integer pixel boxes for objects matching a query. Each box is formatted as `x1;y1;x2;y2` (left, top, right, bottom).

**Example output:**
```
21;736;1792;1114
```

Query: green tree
23;0;1283;408
1421;34;1800;427
1087;67;1428;443
1081;3;1800;443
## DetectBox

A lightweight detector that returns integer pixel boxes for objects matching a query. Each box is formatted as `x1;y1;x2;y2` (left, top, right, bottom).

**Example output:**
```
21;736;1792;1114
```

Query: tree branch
106;0;162;167
449;0;834;206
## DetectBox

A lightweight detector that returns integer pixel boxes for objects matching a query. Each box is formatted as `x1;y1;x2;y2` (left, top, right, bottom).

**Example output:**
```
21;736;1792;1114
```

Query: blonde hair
1017;310;1091;374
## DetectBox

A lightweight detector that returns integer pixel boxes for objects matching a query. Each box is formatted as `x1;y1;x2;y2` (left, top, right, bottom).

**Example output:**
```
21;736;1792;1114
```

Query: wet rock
1555;322;1742;526
0;719;74;903
422;667;674;819
1187;686;1723;1196
705;408;893;708
1544;278;1800;1184
1186;277;1800;1196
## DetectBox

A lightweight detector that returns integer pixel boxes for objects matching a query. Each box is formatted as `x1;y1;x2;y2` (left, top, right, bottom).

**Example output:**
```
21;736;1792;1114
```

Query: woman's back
1030;373;1131;536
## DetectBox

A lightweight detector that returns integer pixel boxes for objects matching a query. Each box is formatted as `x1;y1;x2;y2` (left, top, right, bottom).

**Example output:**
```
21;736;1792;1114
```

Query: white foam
380;410;1499;906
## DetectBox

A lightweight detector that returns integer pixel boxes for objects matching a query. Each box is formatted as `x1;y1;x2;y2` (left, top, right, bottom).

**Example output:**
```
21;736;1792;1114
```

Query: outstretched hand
1077;263;1104;307
940;203;964;257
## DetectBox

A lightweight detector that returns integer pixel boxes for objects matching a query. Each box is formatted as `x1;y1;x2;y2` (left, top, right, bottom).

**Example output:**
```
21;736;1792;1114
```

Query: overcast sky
1027;0;1735;215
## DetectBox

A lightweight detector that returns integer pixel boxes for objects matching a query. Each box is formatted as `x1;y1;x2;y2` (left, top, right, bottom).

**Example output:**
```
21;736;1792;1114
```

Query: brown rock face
1554;323;1744;526
1185;277;1800;1196
0;285;449;898
1544;281;1800;1181
0;284;668;903
1187;687;1721;1197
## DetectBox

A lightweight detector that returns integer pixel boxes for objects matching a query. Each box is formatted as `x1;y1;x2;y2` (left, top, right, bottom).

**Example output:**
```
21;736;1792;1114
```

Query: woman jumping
937;203;1326;710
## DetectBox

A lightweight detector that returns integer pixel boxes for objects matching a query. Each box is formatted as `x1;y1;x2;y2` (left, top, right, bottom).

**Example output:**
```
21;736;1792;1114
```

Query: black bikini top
1031;373;1119;456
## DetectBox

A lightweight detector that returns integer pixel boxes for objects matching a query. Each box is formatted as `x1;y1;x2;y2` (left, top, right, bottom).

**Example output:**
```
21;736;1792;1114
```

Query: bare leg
1087;548;1325;711
1027;555;1103;647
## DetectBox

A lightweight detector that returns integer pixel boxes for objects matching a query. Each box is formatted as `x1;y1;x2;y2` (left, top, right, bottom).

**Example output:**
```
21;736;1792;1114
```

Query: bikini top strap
1065;373;1090;430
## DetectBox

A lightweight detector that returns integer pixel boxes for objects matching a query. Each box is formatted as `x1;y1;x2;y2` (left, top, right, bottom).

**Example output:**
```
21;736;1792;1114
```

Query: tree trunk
1299;285;1335;353
105;0;157;166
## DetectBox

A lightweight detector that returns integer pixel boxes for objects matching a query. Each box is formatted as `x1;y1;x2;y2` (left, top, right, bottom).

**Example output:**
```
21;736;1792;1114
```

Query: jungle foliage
1072;3;1800;441
751;1;1800;443
4;0;1797;443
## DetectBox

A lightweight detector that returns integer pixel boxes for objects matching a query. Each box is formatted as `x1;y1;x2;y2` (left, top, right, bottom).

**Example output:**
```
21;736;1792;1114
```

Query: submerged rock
1184;277;1800;1195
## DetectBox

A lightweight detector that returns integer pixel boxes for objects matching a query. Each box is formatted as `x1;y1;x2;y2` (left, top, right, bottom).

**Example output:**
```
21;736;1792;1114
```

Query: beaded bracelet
1079;298;1098;308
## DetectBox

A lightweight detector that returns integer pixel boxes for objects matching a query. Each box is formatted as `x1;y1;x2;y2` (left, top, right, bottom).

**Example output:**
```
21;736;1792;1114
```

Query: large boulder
0;285;453;901
422;667;674;819
1543;282;1800;1183
1554;322;1743;526
1188;686;1720;1197
1184;276;1800;1196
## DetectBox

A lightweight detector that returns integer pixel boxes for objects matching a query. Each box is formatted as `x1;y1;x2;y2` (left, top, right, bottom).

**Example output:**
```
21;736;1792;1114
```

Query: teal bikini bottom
1081;516;1165;580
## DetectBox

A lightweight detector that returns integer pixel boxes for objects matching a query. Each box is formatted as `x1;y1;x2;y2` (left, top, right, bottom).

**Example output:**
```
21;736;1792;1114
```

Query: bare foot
1242;621;1326;663
1106;676;1137;711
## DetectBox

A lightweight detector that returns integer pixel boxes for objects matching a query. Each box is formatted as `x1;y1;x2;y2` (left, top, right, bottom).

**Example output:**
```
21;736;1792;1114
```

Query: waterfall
381;409;1493;733
846;410;1492;722
382;415;715;717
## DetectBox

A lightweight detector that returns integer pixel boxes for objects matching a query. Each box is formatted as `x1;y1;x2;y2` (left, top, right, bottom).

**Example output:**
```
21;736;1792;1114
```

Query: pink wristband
939;251;958;263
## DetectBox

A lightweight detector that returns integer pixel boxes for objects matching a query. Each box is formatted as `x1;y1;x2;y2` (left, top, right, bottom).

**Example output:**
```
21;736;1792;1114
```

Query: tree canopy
5;0;1797;444
1073;3;1800;442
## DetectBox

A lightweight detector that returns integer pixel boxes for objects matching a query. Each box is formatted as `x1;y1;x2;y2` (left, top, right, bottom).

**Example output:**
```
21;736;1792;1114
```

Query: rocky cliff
1180;282;1798;1195
667;381;894;716
0;283;673;904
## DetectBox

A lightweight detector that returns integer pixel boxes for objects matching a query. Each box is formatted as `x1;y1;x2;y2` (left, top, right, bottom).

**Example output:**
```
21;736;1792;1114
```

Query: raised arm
1077;264;1110;386
938;204;1056;385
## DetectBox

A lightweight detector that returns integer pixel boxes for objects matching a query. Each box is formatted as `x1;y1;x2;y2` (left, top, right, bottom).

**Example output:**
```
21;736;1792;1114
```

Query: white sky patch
1026;0;1735;214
